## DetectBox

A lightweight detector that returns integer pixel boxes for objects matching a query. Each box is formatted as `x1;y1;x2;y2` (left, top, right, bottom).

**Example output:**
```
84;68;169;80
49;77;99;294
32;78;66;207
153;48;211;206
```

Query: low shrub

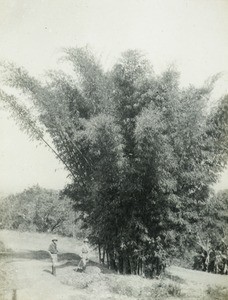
0;240;6;252
166;282;182;297
59;267;183;300
107;275;183;299
205;285;228;300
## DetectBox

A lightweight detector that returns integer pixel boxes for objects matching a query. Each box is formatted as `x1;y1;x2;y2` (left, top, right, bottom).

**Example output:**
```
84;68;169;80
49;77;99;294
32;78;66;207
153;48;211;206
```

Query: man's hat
84;238;89;242
52;237;58;241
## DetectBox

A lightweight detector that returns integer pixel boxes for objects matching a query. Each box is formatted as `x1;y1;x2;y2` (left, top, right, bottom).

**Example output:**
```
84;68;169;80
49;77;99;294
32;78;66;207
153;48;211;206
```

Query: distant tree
0;185;75;235
0;47;228;275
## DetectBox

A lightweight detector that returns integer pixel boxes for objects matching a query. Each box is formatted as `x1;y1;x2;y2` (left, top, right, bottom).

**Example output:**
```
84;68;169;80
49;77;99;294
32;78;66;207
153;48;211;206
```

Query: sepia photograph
0;0;228;299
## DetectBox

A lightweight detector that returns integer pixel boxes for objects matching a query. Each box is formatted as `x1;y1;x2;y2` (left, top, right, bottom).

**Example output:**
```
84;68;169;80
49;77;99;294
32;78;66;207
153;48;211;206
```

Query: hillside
0;230;228;300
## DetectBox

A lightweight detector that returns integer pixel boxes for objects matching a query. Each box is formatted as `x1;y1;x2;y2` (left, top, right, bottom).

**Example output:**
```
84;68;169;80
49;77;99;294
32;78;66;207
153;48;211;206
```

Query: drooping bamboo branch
0;90;78;180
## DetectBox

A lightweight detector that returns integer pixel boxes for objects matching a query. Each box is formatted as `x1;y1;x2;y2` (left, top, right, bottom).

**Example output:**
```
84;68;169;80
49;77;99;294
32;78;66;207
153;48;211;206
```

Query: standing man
48;237;58;276
81;238;89;271
74;238;90;272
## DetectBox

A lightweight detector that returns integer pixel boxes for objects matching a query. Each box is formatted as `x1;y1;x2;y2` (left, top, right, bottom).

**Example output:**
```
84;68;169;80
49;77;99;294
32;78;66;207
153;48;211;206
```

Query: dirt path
1;230;228;300
0;230;96;300
1;258;78;300
167;266;228;299
0;230;129;300
0;256;132;300
169;265;228;286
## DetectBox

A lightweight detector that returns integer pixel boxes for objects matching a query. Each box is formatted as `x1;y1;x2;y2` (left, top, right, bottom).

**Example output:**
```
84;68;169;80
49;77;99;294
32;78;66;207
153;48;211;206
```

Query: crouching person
48;237;58;276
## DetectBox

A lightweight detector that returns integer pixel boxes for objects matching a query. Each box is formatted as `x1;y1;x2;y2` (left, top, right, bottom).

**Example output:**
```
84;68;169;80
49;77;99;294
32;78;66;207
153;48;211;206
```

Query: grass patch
107;276;183;299
205;285;228;300
166;281;182;297
59;268;184;299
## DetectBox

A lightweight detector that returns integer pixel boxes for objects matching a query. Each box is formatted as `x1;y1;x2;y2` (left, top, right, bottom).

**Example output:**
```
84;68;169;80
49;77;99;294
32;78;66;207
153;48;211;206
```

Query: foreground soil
0;230;228;300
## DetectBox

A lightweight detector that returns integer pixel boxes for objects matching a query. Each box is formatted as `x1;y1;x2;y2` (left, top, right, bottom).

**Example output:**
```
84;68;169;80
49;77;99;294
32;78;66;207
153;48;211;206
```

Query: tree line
0;185;84;238
0;47;228;276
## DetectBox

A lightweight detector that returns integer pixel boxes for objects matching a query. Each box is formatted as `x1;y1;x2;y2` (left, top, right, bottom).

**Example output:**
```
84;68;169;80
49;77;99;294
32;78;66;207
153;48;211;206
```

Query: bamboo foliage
1;47;228;276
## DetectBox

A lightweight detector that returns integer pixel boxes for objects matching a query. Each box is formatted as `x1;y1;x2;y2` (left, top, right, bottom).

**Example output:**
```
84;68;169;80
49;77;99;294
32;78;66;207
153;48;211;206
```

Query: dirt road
0;230;228;300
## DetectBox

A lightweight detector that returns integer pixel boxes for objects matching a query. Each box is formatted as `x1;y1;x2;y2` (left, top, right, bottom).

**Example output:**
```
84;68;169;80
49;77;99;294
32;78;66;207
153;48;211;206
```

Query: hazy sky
0;0;228;196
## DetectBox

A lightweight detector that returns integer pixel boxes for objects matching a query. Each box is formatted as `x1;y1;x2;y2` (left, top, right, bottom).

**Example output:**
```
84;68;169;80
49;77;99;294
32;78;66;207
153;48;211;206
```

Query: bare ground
0;230;228;300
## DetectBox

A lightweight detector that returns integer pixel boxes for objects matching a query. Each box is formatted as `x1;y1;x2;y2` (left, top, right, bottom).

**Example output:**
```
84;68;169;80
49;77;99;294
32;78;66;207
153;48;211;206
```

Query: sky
0;0;228;196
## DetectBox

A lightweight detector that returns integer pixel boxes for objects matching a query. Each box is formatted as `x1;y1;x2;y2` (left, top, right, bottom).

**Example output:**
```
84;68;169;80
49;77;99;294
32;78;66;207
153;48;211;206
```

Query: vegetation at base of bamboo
189;189;228;275
0;47;228;276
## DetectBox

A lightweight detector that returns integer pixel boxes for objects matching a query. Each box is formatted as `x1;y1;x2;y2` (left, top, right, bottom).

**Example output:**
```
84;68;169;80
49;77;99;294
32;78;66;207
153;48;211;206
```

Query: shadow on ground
0;251;116;274
165;271;185;284
0;251;80;261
